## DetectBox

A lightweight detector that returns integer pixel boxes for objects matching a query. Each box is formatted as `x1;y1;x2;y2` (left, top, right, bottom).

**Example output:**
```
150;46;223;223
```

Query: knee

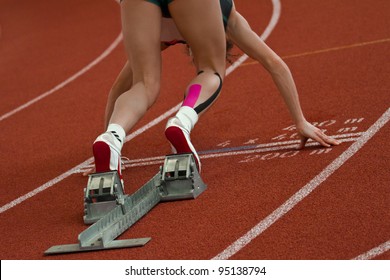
191;48;226;78
197;70;223;91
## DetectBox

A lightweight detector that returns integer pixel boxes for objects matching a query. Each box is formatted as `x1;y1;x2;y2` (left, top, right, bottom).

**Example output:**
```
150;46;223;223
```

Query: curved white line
226;0;281;75
213;107;390;260
0;0;281;214
0;33;123;122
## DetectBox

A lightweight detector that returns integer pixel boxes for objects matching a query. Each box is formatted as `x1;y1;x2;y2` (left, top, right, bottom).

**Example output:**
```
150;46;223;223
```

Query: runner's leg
93;0;162;176
165;0;227;171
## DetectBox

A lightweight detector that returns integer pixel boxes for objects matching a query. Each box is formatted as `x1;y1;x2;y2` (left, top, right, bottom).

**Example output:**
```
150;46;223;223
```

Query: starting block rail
45;153;206;255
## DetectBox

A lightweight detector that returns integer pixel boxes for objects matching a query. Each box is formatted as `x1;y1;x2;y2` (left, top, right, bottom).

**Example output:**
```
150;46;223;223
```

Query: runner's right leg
165;0;227;172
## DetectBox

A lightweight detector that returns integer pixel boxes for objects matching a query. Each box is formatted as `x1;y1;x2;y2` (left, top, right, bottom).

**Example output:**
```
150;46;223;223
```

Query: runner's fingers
317;129;341;146
297;136;308;150
315;134;331;147
326;136;341;145
305;129;325;147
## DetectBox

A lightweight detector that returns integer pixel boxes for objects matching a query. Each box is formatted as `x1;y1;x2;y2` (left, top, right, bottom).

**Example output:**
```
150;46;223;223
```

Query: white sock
173;106;199;134
106;123;126;151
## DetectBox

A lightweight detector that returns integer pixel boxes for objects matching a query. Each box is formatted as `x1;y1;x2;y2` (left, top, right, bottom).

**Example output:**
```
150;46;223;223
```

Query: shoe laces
120;156;130;170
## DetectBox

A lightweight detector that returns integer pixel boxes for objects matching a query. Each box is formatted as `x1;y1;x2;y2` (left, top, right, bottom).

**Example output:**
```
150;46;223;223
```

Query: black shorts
220;0;233;29
146;0;173;18
146;0;233;27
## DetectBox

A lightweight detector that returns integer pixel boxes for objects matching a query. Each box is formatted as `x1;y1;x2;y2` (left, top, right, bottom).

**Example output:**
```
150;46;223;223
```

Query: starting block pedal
83;171;126;224
160;154;206;201
45;153;206;255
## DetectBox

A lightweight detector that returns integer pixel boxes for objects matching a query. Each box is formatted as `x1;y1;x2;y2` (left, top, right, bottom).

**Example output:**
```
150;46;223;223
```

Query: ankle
106;123;125;151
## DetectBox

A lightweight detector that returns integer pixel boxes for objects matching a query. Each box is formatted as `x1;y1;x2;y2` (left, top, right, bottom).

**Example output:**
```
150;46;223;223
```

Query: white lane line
226;0;281;76
0;33;123;122
118;139;352;168
201;137;358;160
75;133;361;172
213;108;390;260
0;0;282;214
0;161;90;214
0;0;279;123
123;136;358;168
128;132;363;164
353;240;390;260
0;104;180;215
0;104;179;215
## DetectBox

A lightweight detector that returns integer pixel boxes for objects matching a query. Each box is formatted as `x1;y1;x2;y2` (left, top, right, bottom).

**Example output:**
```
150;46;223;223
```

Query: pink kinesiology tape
182;84;201;108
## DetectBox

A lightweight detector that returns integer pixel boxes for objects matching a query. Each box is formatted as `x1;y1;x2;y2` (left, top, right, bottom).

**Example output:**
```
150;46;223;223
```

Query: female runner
89;0;339;178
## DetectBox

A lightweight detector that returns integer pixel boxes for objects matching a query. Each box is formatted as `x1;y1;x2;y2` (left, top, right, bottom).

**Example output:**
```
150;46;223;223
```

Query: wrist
295;117;308;130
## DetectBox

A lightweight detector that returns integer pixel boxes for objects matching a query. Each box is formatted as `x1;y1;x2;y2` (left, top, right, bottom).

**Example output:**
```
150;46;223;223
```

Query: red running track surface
0;0;389;260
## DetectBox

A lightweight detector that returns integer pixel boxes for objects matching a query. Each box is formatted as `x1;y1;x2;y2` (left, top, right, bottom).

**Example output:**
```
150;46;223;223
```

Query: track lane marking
0;0;123;123
353;240;390;260
75;132;362;172
213;108;390;259
241;37;390;67
0;0;281;214
0;32;122;122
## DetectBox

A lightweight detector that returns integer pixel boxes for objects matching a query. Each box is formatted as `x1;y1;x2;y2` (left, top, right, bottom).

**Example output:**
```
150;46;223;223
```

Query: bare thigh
120;0;162;88
109;0;163;132
168;0;226;77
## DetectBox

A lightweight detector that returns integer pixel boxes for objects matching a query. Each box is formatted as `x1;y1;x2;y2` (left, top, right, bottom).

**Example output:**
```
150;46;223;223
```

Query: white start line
0;0;281;215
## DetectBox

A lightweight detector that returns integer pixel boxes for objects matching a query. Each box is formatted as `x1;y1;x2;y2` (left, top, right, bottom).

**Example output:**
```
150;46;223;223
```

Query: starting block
161;153;206;201
83;171;126;224
45;153;206;255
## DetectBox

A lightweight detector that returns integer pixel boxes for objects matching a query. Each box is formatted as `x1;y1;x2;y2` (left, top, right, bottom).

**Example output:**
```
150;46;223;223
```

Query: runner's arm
226;9;340;148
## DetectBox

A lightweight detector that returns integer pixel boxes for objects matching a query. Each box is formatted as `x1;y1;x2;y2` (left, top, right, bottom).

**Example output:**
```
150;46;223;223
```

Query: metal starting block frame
83;171;126;224
161;153;206;201
45;153;206;255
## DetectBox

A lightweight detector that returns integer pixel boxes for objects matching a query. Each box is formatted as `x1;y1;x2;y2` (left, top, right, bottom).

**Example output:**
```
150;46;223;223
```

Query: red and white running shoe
92;132;122;178
165;114;201;172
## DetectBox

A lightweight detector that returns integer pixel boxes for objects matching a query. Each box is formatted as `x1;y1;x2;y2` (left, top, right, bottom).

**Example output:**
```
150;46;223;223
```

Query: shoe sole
92;141;112;173
165;126;201;171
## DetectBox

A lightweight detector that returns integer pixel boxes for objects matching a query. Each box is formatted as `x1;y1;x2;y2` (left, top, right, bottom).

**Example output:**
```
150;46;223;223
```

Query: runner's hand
296;121;341;150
